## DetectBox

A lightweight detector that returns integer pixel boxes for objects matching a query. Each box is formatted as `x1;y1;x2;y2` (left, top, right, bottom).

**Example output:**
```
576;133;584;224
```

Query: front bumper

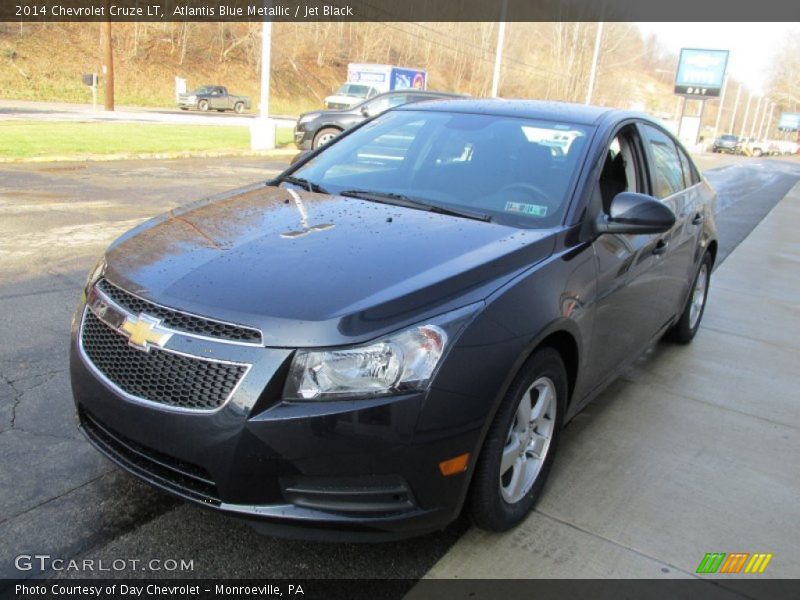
69;300;477;540
294;125;314;150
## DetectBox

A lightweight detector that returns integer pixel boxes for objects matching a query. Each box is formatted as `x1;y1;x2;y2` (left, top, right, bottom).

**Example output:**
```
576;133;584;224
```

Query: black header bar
2;0;798;22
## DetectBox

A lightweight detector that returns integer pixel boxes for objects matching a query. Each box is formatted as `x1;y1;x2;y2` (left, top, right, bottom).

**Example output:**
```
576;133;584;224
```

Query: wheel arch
707;239;718;269
457;323;582;520
537;330;579;405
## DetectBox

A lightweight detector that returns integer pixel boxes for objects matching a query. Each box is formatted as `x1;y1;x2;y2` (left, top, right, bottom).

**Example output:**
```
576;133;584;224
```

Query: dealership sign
674;48;729;98
778;113;800;131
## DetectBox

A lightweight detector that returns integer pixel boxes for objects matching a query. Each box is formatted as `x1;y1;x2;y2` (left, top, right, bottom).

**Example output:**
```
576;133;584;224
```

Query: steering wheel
496;182;552;208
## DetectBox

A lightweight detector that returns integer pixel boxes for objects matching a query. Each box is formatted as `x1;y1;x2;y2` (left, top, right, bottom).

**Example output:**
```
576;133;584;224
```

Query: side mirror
596;192;676;235
360;106;370;117
290;150;312;166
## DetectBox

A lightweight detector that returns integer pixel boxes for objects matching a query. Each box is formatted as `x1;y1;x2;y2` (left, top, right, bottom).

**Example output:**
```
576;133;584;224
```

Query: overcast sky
636;22;798;95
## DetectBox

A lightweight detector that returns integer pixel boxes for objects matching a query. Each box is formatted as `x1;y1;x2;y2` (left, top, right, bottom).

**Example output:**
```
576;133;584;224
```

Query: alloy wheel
689;263;709;329
499;377;557;504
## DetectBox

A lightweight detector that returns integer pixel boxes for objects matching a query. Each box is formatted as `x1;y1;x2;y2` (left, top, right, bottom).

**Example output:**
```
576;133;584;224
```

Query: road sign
778;112;800;132
674;48;729;98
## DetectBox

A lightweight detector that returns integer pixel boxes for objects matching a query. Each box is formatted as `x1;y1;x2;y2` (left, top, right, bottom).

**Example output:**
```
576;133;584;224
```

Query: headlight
297;113;319;125
85;257;106;292
284;324;448;400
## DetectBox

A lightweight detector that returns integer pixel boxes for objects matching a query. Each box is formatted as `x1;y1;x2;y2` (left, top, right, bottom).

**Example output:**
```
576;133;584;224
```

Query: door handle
692;213;704;226
652;239;669;255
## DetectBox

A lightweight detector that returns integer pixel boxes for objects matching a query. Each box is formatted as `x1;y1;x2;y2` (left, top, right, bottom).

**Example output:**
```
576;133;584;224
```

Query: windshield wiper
272;175;328;194
339;189;492;222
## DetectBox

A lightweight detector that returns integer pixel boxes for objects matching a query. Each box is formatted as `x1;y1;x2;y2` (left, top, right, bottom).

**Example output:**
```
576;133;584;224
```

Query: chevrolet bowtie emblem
120;314;173;351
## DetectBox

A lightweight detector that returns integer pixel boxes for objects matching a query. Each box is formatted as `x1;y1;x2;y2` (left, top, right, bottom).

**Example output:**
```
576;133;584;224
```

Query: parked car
323;83;382;110
770;140;800;155
711;134;743;154
177;85;251;113
71;100;717;539
295;90;465;150
741;137;766;157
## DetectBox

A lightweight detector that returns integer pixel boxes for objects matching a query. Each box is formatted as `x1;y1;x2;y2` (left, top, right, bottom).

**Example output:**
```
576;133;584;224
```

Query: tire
468;347;567;532
753;148;763;157
234;102;245;114
312;127;340;150
667;251;712;344
198;100;209;112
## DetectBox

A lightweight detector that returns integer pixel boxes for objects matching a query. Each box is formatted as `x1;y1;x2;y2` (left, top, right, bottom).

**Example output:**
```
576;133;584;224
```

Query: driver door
583;124;670;389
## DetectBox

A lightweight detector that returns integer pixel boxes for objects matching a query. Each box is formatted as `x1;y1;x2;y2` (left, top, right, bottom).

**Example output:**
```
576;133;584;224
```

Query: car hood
104;185;556;347
323;95;361;106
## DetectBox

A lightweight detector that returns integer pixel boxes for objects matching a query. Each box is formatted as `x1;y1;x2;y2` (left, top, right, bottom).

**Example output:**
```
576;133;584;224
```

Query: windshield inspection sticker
504;202;548;217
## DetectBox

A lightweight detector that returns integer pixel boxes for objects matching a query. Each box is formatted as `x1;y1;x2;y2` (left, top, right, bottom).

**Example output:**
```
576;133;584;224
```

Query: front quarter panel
415;230;597;504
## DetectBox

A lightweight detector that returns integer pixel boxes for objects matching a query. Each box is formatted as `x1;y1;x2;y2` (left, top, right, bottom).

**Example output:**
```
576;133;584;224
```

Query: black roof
397;98;622;126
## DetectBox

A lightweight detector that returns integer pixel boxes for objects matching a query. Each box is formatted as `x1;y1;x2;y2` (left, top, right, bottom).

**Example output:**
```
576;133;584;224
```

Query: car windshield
720;135;738;141
291;109;591;228
192;87;214;94
338;84;372;98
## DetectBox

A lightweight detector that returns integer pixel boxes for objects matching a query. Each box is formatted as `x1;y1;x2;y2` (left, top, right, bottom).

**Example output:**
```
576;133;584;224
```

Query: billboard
674;48;729;98
778;113;800;132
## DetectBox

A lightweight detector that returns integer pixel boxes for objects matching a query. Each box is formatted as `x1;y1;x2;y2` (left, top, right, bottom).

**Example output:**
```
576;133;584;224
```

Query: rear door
638;123;699;321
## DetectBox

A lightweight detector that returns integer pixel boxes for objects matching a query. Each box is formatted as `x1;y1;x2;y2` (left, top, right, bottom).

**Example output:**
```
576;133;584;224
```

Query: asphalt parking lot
0;153;798;583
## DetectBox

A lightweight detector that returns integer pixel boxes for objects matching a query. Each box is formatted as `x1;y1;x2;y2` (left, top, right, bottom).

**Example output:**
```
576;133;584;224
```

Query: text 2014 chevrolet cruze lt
71;100;717;539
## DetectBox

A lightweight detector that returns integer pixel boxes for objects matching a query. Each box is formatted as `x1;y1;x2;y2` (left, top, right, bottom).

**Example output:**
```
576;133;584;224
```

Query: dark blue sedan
71;99;717;539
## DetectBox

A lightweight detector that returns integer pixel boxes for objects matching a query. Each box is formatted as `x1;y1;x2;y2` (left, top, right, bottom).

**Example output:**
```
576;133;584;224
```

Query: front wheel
468;347;567;532
198;100;209;112
667;251;712;344
313;127;340;150
234;102;245;114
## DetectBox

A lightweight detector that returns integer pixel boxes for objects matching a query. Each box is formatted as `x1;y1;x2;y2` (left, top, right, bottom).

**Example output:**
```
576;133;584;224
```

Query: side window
677;146;700;187
598;126;643;213
642;124;684;199
365;94;407;115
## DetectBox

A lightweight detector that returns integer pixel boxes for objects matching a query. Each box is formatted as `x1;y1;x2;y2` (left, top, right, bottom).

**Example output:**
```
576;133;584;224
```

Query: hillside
1;22;682;117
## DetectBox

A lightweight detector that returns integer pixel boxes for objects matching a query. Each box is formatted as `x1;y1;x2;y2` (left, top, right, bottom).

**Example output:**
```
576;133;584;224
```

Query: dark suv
711;134;742;154
294;90;464;150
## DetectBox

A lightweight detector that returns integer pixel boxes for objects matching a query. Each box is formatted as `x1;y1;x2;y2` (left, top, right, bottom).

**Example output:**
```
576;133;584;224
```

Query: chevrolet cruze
71;99;717;539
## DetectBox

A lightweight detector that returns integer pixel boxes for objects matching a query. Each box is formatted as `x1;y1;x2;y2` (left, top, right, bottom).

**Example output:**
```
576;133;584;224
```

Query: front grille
81;310;248;411
97;279;262;344
80;408;220;505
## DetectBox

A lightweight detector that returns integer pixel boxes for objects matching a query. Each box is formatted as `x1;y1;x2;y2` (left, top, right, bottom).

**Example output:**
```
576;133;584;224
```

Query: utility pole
762;102;775;140
102;20;114;111
739;92;752;138
712;74;728;138
728;83;741;132
757;98;768;139
260;20;271;120
585;21;604;105
749;97;762;138
490;0;508;98
250;17;275;150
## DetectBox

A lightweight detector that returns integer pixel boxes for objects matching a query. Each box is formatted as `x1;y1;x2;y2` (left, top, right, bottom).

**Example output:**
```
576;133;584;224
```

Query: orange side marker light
439;453;470;476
